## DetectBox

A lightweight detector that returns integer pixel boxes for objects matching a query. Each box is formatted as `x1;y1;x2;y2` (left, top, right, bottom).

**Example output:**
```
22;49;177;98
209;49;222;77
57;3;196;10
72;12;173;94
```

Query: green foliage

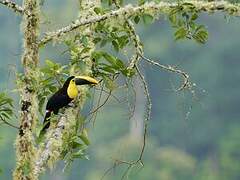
61;119;90;168
22;161;31;176
169;2;208;43
37;59;67;115
92;51;135;90
132;13;154;26
94;21;130;52
142;13;154;24
0;92;14;125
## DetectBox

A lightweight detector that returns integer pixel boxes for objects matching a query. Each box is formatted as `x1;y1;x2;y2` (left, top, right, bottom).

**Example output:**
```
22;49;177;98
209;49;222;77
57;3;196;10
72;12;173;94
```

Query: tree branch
0;0;23;14
135;65;152;163
113;0;143;69
100;66;152;180
140;55;190;91
33;0;100;176
39;0;240;46
33;114;68;176
13;0;40;179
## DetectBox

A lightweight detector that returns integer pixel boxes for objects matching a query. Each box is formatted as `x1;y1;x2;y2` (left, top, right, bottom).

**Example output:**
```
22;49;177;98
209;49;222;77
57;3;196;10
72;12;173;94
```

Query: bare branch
101;66;152;180
91;84;104;126
39;1;240;46
0;0;23;14
90;91;112;115
140;55;190;91
95;87;121;103
135;65;152;163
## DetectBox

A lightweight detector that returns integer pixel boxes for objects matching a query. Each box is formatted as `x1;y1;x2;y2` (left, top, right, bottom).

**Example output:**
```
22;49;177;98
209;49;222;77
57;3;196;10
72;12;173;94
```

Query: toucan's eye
72;79;75;82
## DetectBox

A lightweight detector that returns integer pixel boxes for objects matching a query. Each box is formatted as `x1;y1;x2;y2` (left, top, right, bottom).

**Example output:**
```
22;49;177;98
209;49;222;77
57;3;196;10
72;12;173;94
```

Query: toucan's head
64;76;98;88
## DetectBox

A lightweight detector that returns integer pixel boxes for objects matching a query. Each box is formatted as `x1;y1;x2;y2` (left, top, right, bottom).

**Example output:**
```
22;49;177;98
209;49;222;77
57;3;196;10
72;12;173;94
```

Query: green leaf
194;30;208;44
92;51;103;61
100;39;108;47
142;14;154;25
193;25;208;44
121;68;136;77
115;58;125;69
79;129;90;145
100;65;117;74
112;40;119;52
81;36;88;47
138;0;145;5
45;59;56;68
118;35;129;48
0;92;14;125
93;7;102;14
102;53;117;66
134;16;140;24
174;27;187;40
72;149;85;158
169;14;177;26
23;162;30;176
93;37;101;44
195;25;205;32
191;13;198;21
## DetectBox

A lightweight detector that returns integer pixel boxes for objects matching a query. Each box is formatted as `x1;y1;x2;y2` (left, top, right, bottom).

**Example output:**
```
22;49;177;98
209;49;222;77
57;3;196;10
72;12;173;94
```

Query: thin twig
91;84;104;126
89;90;112;116
140;55;190;91
100;66;151;180
100;161;118;180
0;0;23;14
135;65;152;162
95;87;121;103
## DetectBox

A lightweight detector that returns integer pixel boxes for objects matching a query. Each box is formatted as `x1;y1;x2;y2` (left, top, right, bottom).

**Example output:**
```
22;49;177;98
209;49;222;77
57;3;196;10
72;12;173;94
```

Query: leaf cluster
169;2;208;44
61;116;90;168
0;92;14;125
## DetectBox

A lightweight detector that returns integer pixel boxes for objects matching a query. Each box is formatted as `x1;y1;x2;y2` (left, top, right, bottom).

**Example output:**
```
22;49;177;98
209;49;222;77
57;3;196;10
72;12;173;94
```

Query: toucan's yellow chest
67;82;78;99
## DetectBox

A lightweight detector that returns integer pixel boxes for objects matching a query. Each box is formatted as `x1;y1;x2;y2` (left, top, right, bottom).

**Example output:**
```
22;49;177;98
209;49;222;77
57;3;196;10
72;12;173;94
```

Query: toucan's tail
38;111;51;141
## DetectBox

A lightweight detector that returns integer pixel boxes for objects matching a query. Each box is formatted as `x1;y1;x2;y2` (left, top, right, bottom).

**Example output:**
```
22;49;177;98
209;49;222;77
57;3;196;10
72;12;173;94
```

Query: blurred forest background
0;0;240;180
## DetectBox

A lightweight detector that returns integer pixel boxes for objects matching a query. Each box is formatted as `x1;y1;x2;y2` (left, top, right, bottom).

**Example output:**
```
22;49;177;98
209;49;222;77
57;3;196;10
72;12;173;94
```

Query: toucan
39;75;98;136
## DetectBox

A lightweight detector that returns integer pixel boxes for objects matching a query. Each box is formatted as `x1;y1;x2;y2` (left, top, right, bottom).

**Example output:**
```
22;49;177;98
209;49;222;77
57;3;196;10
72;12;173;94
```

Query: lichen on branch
13;0;40;179
33;0;100;177
39;0;240;46
0;0;23;14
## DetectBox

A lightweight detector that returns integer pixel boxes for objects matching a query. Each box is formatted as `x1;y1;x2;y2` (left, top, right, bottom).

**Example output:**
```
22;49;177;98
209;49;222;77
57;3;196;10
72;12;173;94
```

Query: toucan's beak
75;76;98;85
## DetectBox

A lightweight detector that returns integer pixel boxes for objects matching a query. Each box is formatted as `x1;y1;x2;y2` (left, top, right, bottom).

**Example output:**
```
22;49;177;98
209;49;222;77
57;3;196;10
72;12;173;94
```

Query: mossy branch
33;0;100;176
39;0;240;46
0;0;23;14
33;109;77;177
13;0;40;179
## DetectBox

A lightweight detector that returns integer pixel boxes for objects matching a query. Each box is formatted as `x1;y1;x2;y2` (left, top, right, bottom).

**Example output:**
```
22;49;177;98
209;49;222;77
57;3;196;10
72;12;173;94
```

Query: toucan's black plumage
39;76;98;136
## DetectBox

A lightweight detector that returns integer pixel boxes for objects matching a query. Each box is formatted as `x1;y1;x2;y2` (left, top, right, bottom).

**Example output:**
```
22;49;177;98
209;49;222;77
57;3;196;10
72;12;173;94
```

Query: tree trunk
13;0;40;180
